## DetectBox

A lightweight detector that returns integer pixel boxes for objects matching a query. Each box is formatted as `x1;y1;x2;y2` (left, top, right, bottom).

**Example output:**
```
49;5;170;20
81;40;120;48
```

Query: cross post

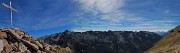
2;1;18;28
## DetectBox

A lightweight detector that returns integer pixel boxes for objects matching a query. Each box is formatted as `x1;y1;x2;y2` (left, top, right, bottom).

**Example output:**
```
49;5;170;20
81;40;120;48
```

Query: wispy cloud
1;0;179;33
72;0;179;31
75;0;126;21
73;0;143;31
151;20;176;23
76;0;124;13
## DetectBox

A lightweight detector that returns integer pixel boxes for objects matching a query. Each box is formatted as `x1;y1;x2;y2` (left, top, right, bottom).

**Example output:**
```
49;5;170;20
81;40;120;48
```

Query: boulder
12;46;18;51
19;43;27;52
25;50;31;53
13;42;19;47
0;39;9;52
22;40;39;50
34;41;43;49
22;36;31;41
0;40;4;52
2;39;8;46
15;30;24;35
41;51;46;53
7;29;21;40
4;45;13;53
0;32;7;39
44;46;50;52
1;28;8;32
30;38;36;43
1;50;6;53
36;50;41;53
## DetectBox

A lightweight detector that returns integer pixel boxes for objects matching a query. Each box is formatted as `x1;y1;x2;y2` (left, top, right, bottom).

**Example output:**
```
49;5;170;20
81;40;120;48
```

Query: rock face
145;26;180;53
0;28;72;53
39;30;162;53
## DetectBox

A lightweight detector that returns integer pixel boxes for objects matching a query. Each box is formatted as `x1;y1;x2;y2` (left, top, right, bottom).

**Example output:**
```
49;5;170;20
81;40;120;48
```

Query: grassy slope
144;26;180;53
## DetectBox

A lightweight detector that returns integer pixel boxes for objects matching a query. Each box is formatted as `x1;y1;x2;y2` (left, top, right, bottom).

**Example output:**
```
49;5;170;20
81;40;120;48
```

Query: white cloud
76;0;126;21
126;17;145;22
151;20;176;23
77;0;124;13
164;10;170;14
73;0;177;32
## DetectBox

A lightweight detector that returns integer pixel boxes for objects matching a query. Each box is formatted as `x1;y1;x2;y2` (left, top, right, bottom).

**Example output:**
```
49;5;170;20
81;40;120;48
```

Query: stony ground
0;28;72;53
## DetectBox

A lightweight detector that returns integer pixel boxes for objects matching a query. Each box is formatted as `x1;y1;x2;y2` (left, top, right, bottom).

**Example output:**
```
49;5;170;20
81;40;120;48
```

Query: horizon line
70;29;169;32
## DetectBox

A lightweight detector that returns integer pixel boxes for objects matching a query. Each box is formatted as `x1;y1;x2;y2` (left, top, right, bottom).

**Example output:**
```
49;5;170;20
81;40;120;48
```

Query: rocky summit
145;26;180;53
0;28;71;53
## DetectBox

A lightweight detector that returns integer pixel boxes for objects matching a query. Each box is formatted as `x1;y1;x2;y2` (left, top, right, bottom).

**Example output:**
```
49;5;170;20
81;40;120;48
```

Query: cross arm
2;3;18;12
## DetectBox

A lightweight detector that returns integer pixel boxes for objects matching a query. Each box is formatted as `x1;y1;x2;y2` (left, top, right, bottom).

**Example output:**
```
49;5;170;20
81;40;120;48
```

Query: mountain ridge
39;30;162;53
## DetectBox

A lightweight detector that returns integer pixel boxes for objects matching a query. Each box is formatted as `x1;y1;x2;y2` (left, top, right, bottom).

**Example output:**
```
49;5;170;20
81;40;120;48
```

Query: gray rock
0;32;7;39
0;40;4;52
22;40;39;50
35;41;43;49
19;43;27;52
8;29;21;40
36;50;41;53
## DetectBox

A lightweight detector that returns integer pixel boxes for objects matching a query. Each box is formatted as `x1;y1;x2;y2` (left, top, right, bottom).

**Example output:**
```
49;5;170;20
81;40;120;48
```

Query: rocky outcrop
144;26;180;53
39;30;162;53
0;28;72;53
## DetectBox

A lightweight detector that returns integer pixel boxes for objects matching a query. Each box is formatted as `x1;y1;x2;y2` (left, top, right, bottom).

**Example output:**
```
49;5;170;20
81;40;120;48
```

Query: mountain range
1;26;179;53
2;26;179;53
39;30;162;53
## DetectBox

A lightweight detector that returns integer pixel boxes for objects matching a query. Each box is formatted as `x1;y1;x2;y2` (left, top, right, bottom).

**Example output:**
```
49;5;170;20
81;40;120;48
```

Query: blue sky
0;0;179;37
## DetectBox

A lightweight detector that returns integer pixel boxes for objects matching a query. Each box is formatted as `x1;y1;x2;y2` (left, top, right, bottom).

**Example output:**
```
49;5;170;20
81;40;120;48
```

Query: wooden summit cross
2;1;18;28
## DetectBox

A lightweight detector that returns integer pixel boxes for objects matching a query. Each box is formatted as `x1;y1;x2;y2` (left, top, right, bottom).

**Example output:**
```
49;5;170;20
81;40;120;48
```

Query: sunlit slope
145;26;180;53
